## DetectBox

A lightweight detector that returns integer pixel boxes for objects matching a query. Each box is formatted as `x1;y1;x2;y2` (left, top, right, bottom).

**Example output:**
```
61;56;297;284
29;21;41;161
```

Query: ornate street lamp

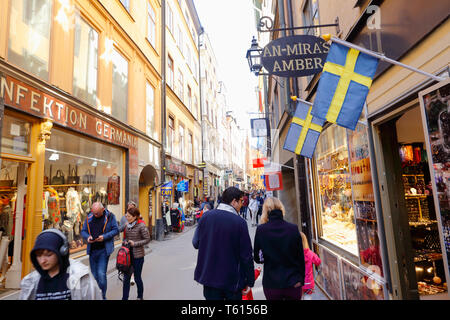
246;36;263;76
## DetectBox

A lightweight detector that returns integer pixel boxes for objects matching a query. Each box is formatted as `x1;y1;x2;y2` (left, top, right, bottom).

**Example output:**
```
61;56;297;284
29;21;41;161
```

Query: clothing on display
107;174;120;205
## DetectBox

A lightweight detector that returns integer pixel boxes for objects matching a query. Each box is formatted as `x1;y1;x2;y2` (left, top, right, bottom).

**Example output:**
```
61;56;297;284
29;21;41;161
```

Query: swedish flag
311;42;379;130
283;101;325;158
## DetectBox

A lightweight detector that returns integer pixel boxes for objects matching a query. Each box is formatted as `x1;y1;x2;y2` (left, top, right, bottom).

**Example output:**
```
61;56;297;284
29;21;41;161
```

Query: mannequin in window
64;187;83;248
46;188;61;229
80;187;92;223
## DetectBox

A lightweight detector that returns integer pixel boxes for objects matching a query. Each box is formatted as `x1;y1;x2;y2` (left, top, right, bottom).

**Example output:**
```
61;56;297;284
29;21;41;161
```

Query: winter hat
30;230;70;276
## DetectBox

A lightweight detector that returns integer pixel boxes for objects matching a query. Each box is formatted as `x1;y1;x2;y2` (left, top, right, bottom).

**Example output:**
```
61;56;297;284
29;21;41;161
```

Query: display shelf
356;218;377;223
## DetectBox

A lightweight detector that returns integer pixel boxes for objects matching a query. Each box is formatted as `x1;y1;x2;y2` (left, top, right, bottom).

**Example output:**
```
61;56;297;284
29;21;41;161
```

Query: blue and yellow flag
283;101;325;158
311;42;379;130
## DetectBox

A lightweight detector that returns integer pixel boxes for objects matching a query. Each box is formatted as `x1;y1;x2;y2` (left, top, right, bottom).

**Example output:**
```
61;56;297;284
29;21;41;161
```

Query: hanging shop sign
261;35;330;77
165;159;187;177
251;118;270;137
264;171;283;191
161;181;173;196
177;180;189;192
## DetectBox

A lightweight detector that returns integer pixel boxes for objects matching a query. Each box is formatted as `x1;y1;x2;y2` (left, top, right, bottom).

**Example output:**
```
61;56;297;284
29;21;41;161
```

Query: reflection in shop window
111;49;128;122
314;124;358;255
1;115;31;157
73;15;98;107
43;128;123;253
8;0;53;81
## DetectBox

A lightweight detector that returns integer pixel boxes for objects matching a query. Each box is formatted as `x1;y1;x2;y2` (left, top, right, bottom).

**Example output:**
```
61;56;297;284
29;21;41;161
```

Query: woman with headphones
20;228;102;300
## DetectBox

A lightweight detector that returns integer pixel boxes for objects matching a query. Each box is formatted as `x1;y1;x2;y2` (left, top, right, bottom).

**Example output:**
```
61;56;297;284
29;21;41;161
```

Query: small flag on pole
253;158;267;168
311;41;379;130
283;100;325;158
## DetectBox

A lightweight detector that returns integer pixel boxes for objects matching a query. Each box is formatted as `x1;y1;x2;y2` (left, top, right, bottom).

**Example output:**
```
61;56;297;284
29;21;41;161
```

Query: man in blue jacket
193;187;255;300
81;202;119;300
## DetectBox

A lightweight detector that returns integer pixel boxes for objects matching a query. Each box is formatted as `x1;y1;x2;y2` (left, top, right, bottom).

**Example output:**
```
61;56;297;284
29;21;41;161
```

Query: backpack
116;243;132;281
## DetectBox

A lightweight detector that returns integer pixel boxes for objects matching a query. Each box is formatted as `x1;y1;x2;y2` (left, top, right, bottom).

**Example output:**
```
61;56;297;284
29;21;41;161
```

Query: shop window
146;82;155;139
147;2;156;48
73;15;98;107
1;115;31;157
43;128;124;253
314;124;358;255
8;0;53;81
111;49;128;123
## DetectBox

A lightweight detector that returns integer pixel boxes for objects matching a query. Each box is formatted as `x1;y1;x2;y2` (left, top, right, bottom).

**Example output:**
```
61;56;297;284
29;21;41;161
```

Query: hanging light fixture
246;36;263;76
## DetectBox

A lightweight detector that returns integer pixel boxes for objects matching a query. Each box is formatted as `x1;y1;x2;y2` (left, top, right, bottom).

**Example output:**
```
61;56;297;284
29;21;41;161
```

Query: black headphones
38;229;69;256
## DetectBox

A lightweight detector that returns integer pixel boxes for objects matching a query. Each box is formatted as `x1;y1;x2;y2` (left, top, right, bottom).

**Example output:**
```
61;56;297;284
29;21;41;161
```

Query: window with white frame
8;0;53;81
146;82;155;139
187;85;192;112
177;69;184;101
168;116;174;154
167;55;174;88
147;2;156;48
73;15;98;107
111;49;128;122
166;3;174;35
188;132;193;164
179;124;184;160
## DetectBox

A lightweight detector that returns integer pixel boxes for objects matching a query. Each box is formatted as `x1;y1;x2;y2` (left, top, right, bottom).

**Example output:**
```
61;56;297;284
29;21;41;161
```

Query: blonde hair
260;197;285;224
300;232;309;250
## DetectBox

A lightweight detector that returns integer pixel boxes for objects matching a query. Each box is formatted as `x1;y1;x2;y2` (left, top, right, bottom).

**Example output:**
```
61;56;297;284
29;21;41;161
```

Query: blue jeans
89;248;109;299
122;257;145;300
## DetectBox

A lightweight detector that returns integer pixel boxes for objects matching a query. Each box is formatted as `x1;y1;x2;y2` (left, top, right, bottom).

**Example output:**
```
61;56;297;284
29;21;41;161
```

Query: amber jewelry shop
0;64;139;288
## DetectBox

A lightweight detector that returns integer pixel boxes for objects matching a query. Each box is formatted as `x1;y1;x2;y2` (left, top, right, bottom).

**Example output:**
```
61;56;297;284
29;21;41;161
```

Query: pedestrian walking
121;207;151;300
256;192;264;224
119;201;137;233
240;193;249;220
81;201;119;300
253;197;305;300
119;201;137;286
192;187;255;300
300;232;321;300
20;229;102;300
248;193;259;227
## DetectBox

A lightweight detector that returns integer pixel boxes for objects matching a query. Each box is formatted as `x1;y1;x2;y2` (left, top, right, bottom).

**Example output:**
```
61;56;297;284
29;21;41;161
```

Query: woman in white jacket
248;193;259;227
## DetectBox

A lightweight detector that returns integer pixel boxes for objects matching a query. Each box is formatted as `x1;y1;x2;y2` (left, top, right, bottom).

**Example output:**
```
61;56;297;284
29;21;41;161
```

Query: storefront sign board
261;35;329;77
0;74;138;150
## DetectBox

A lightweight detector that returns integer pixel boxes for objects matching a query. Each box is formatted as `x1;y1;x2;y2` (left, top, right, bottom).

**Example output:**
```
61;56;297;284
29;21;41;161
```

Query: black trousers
203;286;242;300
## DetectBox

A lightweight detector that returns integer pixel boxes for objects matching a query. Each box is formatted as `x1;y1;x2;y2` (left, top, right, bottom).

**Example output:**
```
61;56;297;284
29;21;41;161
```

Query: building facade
0;0;163;287
256;0;450;300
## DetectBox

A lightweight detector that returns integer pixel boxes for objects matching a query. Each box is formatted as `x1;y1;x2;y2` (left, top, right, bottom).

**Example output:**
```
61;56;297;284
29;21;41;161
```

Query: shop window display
314;124;358;255
396;104;448;297
44;128;123;253
347;124;384;277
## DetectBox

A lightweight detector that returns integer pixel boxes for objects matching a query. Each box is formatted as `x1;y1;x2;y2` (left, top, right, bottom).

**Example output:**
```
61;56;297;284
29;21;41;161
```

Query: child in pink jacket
301;232;321;298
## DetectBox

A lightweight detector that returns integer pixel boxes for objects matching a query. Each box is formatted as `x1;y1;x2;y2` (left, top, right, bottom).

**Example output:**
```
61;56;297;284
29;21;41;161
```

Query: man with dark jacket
81;202;119;300
193;187;255;300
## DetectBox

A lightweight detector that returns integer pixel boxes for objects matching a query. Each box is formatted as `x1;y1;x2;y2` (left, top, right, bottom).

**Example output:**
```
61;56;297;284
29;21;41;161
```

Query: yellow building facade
0;0;162;286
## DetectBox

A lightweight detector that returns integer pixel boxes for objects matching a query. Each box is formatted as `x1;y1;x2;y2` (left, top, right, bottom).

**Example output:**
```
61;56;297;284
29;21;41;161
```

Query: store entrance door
376;105;448;299
0;160;28;289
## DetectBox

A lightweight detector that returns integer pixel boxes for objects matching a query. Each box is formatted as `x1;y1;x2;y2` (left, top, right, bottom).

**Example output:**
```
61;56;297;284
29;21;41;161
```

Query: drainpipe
198;27;205;200
156;0;167;241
